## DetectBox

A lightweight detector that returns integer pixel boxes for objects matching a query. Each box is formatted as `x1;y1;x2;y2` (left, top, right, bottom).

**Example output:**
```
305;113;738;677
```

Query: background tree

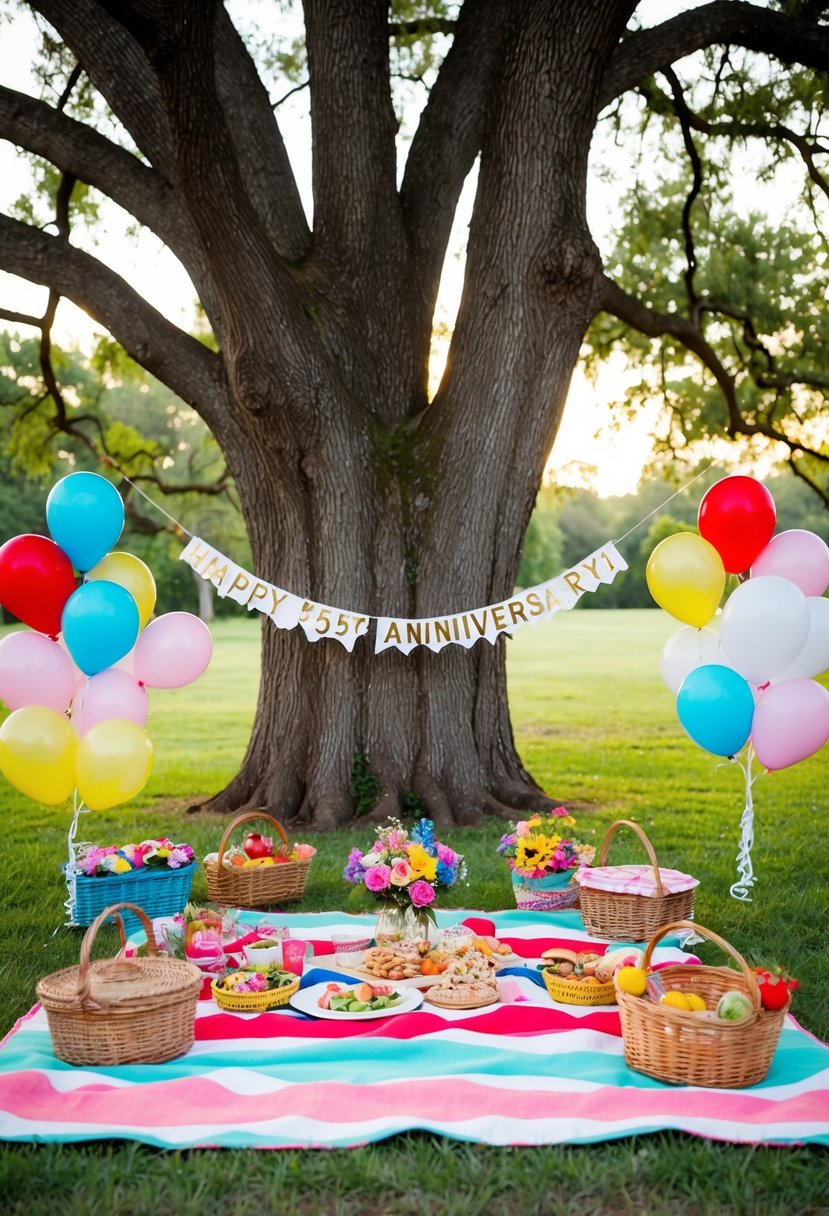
0;1;826;828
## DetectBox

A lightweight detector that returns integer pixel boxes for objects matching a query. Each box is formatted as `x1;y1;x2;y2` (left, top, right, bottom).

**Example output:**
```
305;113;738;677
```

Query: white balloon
660;626;732;695
772;596;829;683
719;575;810;684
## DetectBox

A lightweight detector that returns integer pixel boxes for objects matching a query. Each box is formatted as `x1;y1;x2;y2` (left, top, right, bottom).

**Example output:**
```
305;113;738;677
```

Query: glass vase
374;902;432;945
510;868;580;912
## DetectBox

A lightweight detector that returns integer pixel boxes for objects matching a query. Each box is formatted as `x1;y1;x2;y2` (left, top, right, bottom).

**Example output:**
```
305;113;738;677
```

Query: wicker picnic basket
72;864;195;934
576;820;696;941
203;811;311;908
616;920;788;1088
36;902;202;1066
542;969;616;1006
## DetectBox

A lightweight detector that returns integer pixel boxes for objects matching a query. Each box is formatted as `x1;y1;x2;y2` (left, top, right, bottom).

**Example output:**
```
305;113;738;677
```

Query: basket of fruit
36;902;202;1066
540;949;616;1006
573;820;698;941
614;920;791;1088
202;811;315;908
211;964;300;1012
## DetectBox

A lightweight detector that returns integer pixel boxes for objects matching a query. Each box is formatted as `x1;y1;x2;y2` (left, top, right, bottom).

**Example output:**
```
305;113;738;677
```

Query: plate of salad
290;981;424;1020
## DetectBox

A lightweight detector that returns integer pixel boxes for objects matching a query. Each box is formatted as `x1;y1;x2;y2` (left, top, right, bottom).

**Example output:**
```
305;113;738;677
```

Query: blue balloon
61;581;140;676
676;664;755;757
46;472;125;572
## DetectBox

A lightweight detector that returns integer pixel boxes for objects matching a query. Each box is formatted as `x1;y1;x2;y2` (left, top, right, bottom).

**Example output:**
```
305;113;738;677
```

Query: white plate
290;981;424;1020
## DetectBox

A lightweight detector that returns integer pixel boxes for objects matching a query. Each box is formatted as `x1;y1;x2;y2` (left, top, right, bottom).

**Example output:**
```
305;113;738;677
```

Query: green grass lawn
1;611;827;1214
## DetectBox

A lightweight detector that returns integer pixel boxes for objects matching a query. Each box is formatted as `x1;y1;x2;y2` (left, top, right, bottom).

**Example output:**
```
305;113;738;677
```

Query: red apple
243;832;272;859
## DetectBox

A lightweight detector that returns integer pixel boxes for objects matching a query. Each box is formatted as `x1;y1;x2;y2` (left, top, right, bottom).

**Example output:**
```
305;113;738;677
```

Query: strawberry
753;966;798;1011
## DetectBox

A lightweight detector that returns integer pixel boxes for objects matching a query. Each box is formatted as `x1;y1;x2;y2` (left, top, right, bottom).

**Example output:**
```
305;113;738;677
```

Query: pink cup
281;938;310;976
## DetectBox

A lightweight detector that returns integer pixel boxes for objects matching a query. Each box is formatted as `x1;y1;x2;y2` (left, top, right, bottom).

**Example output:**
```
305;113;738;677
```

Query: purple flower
436;843;457;865
409;879;435;907
364;864;392;892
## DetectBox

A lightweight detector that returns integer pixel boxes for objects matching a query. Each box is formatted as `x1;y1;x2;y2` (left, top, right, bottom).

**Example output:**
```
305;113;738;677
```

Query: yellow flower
406;843;437;882
514;832;555;872
112;857;132;874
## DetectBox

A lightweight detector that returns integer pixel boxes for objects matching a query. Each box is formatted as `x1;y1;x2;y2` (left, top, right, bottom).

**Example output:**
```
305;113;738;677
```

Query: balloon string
61;789;93;929
614;463;714;545
730;745;761;901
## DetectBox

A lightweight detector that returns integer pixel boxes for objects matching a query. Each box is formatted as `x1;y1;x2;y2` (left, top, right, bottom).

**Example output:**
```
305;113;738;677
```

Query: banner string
613;462;714;546
110;460;717;606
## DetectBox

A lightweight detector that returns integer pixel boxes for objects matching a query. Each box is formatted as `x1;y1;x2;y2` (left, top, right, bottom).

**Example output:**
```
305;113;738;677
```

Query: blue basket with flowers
71;839;196;934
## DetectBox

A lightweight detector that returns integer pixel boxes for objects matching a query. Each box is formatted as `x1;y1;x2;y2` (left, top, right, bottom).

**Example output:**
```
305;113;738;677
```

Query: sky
0;1;779;498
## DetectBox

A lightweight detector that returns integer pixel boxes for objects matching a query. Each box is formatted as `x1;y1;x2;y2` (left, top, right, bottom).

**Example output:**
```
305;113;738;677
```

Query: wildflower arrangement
343;817;465;910
496;808;595;878
77;837;195;877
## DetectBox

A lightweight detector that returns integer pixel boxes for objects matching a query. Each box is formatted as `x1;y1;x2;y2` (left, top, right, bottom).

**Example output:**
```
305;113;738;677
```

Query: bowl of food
243;939;283;967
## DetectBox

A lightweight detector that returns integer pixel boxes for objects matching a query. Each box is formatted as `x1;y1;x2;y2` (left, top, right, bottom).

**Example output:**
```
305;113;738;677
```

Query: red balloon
697;476;776;574
0;534;78;637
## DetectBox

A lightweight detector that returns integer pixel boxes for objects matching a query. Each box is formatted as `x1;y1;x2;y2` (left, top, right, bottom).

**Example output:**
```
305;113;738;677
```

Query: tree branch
213;4;310;259
28;0;177;175
388;18;456;38
597;273;829;462
0;214;227;425
662;67;703;315
400;0;510;343
303;0;404;269
0;85;191;255
600;1;829;108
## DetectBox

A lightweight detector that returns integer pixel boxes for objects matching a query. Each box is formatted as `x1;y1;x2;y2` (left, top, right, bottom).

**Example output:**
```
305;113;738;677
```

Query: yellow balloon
75;719;154;811
86;552;157;630
646;533;726;627
0;705;77;805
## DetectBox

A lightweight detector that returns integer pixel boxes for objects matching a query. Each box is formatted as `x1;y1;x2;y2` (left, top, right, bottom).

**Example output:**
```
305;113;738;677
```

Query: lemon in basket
616;966;647;996
660;990;693;1011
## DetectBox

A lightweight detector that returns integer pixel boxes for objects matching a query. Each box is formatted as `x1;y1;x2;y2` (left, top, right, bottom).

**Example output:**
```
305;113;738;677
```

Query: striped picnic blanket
0;910;827;1149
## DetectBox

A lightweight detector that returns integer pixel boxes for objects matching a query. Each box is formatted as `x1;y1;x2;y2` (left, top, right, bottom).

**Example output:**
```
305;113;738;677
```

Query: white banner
180;537;627;654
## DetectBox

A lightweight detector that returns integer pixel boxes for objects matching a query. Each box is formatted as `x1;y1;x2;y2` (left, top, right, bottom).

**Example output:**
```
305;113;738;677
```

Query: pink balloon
751;529;829;597
0;630;76;713
71;668;148;736
133;612;213;689
751;678;829;771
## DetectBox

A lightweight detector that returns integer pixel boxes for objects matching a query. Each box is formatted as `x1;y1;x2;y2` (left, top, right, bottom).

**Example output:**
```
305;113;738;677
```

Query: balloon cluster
0;472;212;811
646;474;829;770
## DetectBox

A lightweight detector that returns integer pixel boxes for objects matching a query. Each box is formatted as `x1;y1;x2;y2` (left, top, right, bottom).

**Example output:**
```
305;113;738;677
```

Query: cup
281;938;310;976
330;933;372;966
243;940;283;967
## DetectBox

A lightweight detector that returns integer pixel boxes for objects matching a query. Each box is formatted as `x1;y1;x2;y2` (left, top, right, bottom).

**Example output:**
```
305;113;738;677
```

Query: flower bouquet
71;837;197;932
343;817;465;941
497;808;595;911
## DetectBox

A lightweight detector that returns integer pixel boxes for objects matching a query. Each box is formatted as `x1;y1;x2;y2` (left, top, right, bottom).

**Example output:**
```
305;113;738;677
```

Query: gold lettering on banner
451;617;461;641
185;542;213;572
461;615;471;640
299;601;313;622
353;616;367;634
491;605;506;631
524;592;545;618
545;588;564;611
602;549;615;573
582;557;600;580
563;571;585;595
508;600;528;626
228;571;251;597
246;581;270;607
406;621;423;645
270;588;289;614
434;619;452;643
201;555;230;585
384;621;402;645
470;611;488;637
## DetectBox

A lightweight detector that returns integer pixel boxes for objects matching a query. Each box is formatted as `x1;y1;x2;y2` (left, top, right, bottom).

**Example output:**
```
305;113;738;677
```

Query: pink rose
293;843;317;860
409;879;435;907
389;860;414;887
515;821;529;836
364;864;392;892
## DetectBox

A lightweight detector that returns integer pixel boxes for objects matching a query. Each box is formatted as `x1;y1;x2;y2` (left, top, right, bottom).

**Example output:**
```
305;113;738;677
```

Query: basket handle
597;819;665;899
216;809;290;867
642;919;761;1011
75;902;158;1006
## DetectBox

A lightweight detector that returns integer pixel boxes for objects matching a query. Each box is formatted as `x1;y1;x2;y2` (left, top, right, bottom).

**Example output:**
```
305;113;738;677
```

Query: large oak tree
0;0;827;827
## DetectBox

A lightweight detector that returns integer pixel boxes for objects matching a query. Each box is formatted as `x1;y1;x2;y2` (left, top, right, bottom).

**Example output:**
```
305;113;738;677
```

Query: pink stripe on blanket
2;1071;826;1131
